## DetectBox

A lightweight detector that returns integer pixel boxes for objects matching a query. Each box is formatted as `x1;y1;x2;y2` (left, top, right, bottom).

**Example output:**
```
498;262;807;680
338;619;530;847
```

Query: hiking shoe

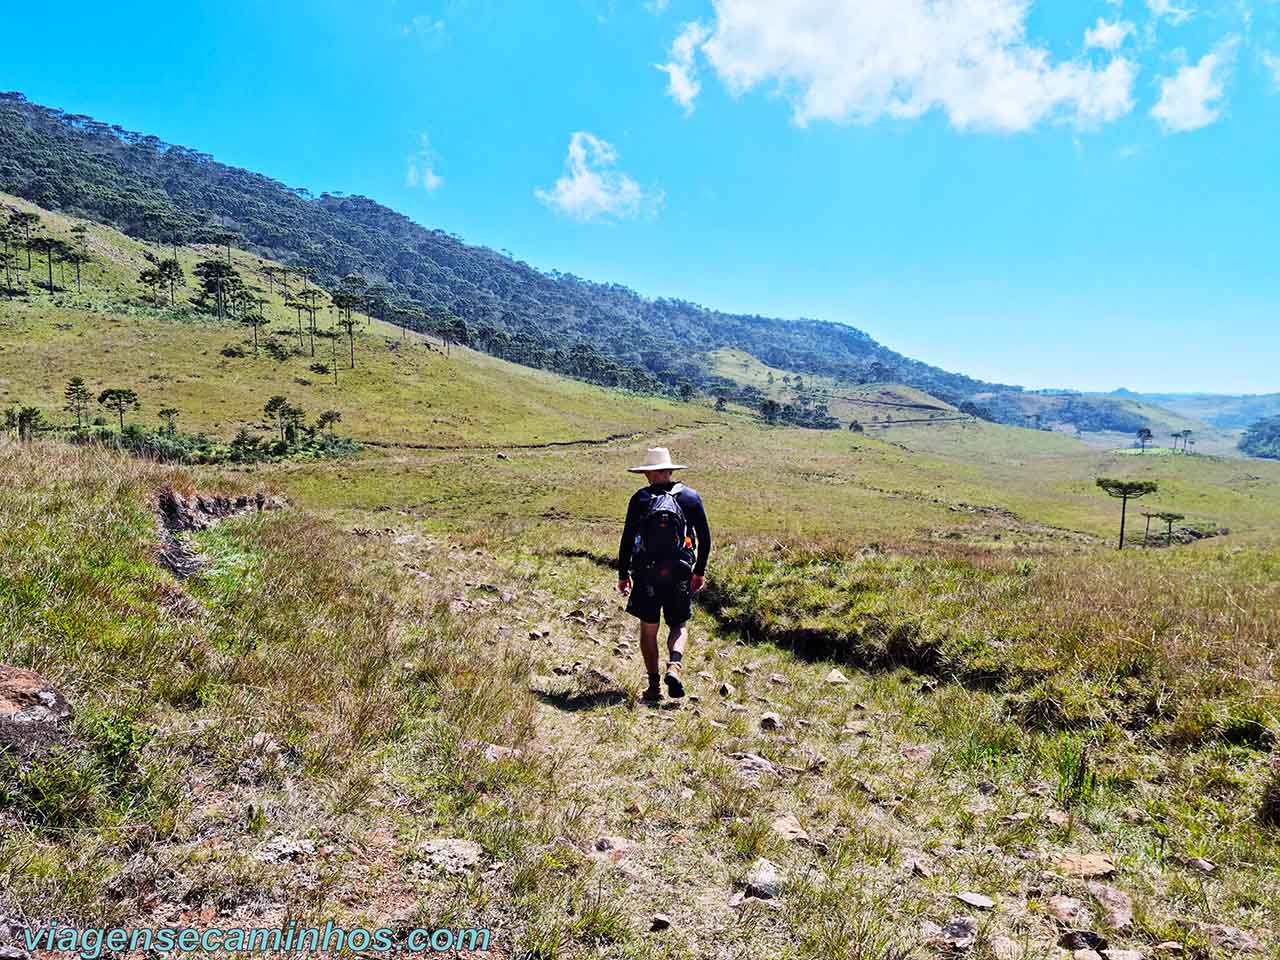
641;681;663;703
664;667;685;699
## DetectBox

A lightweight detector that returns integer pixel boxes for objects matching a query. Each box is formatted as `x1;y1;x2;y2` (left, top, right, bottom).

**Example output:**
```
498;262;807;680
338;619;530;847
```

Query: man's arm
684;491;712;575
617;491;643;581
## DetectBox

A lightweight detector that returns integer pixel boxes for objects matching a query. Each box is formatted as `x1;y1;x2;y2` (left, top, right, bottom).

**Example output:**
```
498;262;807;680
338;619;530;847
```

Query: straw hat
627;447;688;473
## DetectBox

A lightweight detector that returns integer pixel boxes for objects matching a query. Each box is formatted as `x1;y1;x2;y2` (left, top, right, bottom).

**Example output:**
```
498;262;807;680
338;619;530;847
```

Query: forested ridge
0;91;1011;406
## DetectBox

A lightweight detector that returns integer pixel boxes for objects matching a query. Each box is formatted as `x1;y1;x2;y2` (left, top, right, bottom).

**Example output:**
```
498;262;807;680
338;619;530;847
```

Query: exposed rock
155;488;285;578
902;744;935;763
593;836;635;863
719;681;736;698
255;835;316;863
1055;852;1116;878
744;857;781;899
771;812;809;843
1086;883;1133;930
843;721;872;737
1046;810;1072;827
1102;951;1144;960
250;731;282;757
0;947;32;960
1046;895;1091;925
1073;952;1104;960
956;892;995;910
0;666;72;724
649;914;671;932
1152;943;1183;954
729;752;783;781
768;672;787;685
483;744;522;762
418;838;483;876
760;712;783;731
825;668;850;685
1120;807;1148;824
1201;924;1262;953
1060;931;1108;953
1183;857;1216;875
927;916;979;951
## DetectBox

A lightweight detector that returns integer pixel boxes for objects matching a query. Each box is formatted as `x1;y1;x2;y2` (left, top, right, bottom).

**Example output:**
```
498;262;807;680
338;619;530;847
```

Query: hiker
617;447;712;702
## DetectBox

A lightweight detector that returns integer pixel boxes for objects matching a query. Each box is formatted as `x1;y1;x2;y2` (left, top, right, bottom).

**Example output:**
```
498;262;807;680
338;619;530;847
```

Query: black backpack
637;484;694;587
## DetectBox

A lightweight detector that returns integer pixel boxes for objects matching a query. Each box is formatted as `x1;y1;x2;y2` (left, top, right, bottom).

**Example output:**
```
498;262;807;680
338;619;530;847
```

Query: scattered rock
0;665;72;724
593;836;635;863
1121;807;1148;824
719;681;736;698
843;721;872;737
1060;931;1108;953
771;812;809;843
744;857;781;899
1055;852;1116;878
956;892;995;910
1201;924;1262;953
768;673;787;685
825;668;850;685
1102;951;1144;960
1046;895;1091;925
927;916;979;951
1152;943;1183;954
1183;856;1216;875
250;731;282;756
902;744;934;763
728;752;783;781
760;712;783;731
0;947;32;960
255;835;316;863
418;838;483;876
649;914;671;932
908;856;933;879
483;744;522;762
697;671;714;681
1046;809;1072;827
1074;952;1104;960
1086;883;1133;930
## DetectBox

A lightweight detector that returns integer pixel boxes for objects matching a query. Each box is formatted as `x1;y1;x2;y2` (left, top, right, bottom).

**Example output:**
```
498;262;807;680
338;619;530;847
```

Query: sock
668;650;683;664
647;671;660;686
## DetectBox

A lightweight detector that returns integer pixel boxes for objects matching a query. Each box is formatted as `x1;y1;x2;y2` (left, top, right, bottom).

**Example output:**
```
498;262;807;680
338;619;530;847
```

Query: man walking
617;447;712;702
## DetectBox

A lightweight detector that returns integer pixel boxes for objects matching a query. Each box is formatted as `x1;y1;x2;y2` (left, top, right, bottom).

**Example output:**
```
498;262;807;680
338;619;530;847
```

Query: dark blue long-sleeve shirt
618;482;712;578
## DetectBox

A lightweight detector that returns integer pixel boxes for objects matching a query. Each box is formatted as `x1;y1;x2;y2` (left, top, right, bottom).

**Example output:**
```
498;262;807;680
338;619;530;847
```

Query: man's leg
638;620;662;701
664;621;688;698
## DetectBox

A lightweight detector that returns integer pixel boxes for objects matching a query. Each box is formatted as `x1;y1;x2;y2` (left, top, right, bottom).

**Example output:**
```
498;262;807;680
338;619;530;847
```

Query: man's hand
617;577;632;596
690;574;705;594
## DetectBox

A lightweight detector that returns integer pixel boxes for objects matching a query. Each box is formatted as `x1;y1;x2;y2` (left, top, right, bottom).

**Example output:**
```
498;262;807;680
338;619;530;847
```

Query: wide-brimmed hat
627;447;688;473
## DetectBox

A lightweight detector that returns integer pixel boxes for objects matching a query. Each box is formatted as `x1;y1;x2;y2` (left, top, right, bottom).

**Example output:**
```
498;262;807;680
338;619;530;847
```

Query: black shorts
626;577;692;626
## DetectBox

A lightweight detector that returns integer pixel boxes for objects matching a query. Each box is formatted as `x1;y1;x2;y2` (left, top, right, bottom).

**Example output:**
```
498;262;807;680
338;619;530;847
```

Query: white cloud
1147;0;1194;26
1150;41;1236;132
406;133;444;192
1085;18;1135;51
662;0;1138;133
656;21;709;115
1263;51;1280;89
535;132;662;222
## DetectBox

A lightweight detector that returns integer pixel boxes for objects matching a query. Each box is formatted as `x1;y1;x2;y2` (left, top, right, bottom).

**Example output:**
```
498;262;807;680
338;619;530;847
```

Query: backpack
636;484;694;587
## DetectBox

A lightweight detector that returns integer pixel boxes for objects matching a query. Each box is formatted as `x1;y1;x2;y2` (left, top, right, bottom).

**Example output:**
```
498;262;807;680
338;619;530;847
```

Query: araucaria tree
9;210;39;269
159;407;179;434
1158;511;1185;546
158;258;184;305
316;409;342;436
337;313;358;369
28;236;69;292
1095;478;1158;549
264;395;289;442
98;388;140;432
1136;428;1153;451
193;259;241;320
63;376;92;429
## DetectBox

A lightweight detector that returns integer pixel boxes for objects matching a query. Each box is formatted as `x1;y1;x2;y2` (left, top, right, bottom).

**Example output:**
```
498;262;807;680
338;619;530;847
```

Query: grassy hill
3;200;1279;957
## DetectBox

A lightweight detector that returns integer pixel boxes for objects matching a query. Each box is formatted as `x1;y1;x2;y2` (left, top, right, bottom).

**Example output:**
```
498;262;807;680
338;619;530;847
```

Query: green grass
3;202;1279;955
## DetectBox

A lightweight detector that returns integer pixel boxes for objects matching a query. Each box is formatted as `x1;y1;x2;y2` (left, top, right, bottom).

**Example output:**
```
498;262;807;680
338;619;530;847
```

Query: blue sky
3;0;1278;393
